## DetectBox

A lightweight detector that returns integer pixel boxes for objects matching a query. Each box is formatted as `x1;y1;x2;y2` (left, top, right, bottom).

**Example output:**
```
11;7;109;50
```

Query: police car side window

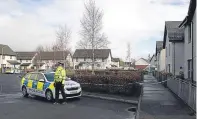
30;73;37;80
37;74;45;80
24;73;30;79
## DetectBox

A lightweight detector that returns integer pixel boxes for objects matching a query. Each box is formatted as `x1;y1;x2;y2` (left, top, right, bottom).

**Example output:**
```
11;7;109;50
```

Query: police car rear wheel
45;90;53;101
22;87;28;97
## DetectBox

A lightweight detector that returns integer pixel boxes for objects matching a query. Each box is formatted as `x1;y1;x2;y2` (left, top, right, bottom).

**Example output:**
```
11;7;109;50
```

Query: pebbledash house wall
0;55;17;68
182;9;196;81
159;49;166;71
165;32;184;75
193;8;196;82
165;33;173;73
184;24;193;79
73;53;112;69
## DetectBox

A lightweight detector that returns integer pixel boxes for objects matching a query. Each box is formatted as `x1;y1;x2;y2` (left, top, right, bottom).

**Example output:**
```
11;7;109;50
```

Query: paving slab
139;75;195;119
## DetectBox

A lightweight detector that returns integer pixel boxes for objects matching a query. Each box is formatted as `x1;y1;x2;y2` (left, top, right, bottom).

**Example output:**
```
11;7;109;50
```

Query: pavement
139;75;196;119
0;74;135;119
82;91;138;105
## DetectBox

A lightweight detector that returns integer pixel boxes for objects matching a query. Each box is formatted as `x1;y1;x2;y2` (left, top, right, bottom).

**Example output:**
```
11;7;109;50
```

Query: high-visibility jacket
54;66;66;84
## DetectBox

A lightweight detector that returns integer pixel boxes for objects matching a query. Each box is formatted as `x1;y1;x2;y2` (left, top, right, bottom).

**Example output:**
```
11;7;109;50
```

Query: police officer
54;62;66;104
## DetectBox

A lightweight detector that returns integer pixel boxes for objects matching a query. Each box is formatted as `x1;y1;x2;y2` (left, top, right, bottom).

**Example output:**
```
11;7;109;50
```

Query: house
134;58;149;70
73;49;112;70
111;58;120;68
0;44;20;73
179;0;196;81
163;21;185;76
16;52;37;70
16;51;73;71
34;51;73;70
156;41;166;71
149;54;156;68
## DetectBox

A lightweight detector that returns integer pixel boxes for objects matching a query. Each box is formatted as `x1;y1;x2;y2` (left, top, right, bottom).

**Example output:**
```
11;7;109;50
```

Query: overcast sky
0;0;189;60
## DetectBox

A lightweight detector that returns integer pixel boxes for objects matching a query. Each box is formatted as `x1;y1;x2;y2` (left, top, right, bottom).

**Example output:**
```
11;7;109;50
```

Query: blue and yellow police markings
43;82;51;90
37;81;44;91
21;77;55;95
23;78;28;86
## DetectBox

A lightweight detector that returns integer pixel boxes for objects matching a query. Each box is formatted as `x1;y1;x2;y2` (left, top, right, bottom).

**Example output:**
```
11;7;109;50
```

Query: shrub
71;70;143;97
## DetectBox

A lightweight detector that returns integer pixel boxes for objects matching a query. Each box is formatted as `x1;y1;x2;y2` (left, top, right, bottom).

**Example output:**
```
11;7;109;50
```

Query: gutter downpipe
173;42;175;76
191;21;194;83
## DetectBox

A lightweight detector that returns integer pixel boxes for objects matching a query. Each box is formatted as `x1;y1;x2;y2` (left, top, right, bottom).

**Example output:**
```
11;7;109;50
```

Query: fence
154;71;196;112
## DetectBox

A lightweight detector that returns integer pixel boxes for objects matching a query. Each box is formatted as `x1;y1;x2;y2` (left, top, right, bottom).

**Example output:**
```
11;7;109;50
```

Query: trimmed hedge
71;70;143;97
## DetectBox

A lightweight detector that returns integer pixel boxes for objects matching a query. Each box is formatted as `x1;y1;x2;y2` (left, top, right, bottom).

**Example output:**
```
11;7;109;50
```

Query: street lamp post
1;46;7;73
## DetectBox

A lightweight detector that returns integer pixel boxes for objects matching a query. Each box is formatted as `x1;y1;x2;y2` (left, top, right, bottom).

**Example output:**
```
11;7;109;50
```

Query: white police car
20;72;82;101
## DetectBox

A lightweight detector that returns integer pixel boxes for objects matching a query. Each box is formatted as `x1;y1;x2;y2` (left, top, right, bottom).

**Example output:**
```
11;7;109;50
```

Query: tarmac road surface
0;74;134;119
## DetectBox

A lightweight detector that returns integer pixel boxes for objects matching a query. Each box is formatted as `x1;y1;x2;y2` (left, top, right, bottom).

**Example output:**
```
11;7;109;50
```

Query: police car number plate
70;91;78;94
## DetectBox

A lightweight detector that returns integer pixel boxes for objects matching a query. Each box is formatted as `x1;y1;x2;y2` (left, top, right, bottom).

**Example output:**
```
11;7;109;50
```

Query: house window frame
168;64;170;73
76;58;78;62
187;59;192;79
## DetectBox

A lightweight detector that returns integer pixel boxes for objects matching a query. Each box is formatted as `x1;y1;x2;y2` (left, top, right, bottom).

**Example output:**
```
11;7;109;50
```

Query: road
0;74;134;119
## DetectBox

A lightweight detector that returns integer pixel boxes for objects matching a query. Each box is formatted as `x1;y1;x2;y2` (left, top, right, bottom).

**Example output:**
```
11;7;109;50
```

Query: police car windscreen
44;73;54;82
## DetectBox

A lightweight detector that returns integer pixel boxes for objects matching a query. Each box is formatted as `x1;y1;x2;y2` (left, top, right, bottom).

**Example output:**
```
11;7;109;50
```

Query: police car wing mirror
39;79;45;82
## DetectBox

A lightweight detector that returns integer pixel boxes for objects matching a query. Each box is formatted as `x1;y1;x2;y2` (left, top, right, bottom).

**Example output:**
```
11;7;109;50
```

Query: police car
20;72;82;101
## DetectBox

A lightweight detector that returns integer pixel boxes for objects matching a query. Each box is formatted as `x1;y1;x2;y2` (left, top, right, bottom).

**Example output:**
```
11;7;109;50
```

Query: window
102;58;104;62
24;73;31;79
2;56;5;59
29;73;37;80
26;60;28;62
169;44;170;56
168;64;171;73
97;64;100;67
188;60;192;79
44;73;54;82
20;59;22;63
37;74;45;81
10;56;12;59
84;58;86;61
76;58;78;62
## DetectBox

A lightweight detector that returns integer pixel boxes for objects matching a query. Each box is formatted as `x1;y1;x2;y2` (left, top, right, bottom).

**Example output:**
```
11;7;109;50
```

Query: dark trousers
55;82;66;103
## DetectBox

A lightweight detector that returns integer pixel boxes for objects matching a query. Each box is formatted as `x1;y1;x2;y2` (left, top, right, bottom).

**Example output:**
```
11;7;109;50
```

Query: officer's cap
57;62;64;65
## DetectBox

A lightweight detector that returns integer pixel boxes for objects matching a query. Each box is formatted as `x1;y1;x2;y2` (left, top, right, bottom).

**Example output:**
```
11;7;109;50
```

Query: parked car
20;72;82;101
5;67;21;74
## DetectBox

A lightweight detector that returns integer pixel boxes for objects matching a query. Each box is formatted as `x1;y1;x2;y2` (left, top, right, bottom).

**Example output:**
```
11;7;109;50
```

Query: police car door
28;73;37;94
36;73;45;97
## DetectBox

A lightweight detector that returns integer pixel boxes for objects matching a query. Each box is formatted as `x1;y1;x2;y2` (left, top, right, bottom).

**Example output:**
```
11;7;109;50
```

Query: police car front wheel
22;86;29;97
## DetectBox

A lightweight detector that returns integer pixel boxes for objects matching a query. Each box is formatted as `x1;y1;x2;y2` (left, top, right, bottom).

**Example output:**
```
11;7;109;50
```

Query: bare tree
56;25;71;69
36;45;44;52
126;42;132;69
77;0;109;74
35;45;45;70
44;45;52;52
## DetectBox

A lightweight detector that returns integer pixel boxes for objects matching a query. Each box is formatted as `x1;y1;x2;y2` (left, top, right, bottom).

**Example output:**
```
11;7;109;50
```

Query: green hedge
71;71;143;97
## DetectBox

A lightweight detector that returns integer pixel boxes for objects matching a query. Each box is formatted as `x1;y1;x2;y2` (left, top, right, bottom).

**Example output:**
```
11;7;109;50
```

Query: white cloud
0;0;189;60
